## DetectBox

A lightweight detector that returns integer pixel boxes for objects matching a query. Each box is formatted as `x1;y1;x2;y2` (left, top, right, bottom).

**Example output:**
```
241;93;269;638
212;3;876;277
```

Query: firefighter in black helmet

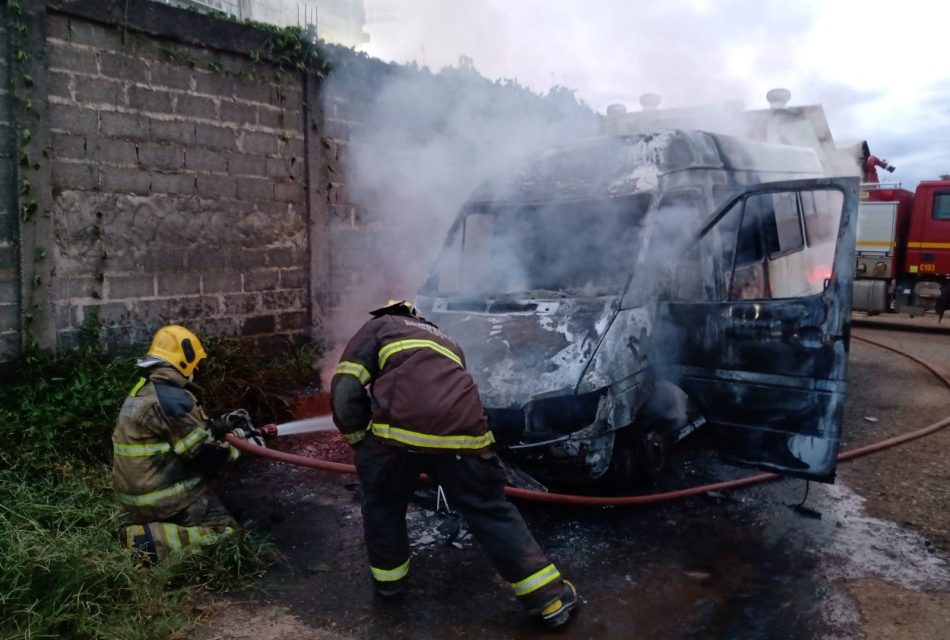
331;301;579;628
112;325;257;562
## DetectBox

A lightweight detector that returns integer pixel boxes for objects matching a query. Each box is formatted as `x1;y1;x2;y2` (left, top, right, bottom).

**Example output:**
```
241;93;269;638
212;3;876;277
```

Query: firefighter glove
209;409;253;440
229;424;266;448
886;164;895;173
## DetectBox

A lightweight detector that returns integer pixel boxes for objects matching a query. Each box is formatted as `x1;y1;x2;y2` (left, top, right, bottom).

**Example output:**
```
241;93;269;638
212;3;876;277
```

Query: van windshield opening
433;193;652;298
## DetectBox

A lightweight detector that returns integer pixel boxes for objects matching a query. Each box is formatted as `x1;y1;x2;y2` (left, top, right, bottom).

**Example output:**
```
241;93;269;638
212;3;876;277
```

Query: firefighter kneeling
331;301;579;628
112;325;256;562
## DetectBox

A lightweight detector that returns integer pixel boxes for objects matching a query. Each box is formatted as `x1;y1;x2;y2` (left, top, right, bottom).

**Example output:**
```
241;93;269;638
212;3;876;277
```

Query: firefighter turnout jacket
112;365;239;524
331;305;575;620
331;307;493;452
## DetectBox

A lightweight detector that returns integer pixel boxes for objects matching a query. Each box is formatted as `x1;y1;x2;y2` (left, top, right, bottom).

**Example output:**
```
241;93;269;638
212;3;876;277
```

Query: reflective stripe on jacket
112;365;237;522
330;310;492;453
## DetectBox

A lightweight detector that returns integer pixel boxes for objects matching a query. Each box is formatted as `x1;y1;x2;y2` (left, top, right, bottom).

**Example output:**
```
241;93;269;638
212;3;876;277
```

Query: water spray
258;415;338;438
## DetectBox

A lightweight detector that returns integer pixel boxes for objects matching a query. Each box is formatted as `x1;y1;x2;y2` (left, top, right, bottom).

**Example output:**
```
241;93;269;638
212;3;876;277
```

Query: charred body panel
429;297;618;410
420;297;632;484
661;299;847;478
657;178;858;480
418;131;856;486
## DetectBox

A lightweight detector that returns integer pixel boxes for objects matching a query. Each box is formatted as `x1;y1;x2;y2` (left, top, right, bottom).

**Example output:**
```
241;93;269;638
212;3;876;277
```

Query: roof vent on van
639;93;662;111
606;103;628;117
766;88;792;109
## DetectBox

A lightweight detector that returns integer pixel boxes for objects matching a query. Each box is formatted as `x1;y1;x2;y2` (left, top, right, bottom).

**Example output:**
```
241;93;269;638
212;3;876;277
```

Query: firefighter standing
330;301;579;628
112;324;252;562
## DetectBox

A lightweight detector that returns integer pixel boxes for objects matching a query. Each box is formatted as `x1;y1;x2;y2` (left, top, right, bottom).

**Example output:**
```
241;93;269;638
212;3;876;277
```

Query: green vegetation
0;333;323;639
0;343;136;474
0;468;272;640
198;335;324;425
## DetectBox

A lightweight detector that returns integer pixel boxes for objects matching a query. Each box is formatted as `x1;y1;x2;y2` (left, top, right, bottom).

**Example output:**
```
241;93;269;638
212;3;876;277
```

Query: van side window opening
734;200;765;266
801;190;844;289
729;197;770;300
697;189;845;302
933;193;950;220
761;192;805;258
691;198;745;302
801;191;839;246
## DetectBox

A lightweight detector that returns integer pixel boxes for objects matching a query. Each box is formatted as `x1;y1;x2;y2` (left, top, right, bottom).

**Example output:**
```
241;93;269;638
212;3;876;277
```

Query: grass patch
0;466;274;640
0;334;320;638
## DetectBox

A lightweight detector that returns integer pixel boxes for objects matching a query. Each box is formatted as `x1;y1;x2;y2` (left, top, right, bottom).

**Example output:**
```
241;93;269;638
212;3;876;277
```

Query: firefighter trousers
123;489;238;562
355;435;566;610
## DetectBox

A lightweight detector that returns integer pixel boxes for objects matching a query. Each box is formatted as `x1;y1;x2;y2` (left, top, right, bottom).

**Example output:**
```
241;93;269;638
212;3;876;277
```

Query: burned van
415;130;858;487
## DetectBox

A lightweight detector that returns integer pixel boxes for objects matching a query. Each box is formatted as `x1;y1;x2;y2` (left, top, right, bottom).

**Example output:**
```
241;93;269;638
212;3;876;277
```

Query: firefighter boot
123;524;158;568
372;564;409;598
538;580;578;629
374;577;407;599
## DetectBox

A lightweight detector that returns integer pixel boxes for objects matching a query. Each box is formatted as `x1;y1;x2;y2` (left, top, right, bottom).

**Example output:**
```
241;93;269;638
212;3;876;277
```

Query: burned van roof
468;130;824;205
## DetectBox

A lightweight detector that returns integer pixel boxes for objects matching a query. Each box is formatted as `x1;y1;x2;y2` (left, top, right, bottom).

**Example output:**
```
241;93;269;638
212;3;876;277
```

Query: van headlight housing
524;390;605;437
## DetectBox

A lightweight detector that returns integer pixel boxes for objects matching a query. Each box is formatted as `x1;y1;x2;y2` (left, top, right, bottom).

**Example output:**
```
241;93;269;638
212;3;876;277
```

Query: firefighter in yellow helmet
331;301;579;628
112;325;255;562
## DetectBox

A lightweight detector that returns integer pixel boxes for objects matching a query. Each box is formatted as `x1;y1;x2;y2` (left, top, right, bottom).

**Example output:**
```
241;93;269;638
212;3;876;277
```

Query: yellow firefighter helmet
144;325;207;378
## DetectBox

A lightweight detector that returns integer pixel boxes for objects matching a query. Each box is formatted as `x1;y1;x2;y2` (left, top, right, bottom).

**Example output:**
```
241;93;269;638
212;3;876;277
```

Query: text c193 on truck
852;177;950;315
415;130;860;490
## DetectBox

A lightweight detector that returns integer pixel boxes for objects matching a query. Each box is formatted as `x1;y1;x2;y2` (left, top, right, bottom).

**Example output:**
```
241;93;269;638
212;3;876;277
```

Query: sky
361;0;950;187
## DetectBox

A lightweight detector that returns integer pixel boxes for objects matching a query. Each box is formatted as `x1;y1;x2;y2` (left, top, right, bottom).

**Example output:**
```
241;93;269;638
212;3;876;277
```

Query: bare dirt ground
835;327;950;640
192;328;949;640
843;328;950;551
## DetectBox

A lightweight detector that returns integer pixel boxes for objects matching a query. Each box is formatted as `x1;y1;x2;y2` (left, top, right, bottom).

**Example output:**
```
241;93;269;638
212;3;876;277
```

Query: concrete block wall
0;0;588;361
0;3;20;361
319;60;396;334
324;88;365;315
45;9;309;350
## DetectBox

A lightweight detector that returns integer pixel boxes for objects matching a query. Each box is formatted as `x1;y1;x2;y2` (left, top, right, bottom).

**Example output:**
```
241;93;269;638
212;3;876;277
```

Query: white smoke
361;0;948;186
319;0;877;354
322;61;597;339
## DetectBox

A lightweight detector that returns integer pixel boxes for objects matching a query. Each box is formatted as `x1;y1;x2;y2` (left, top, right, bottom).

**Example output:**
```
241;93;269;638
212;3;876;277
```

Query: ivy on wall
180;4;334;77
8;0;45;350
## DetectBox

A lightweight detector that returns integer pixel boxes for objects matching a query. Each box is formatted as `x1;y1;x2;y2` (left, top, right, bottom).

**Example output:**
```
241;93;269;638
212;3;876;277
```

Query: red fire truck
852;178;950;314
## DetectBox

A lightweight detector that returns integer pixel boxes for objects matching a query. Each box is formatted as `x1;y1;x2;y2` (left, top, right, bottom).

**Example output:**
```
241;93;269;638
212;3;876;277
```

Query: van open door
659;178;859;481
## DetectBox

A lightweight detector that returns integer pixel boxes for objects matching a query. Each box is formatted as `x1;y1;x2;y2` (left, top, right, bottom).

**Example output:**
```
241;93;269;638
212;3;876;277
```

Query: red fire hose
226;332;950;506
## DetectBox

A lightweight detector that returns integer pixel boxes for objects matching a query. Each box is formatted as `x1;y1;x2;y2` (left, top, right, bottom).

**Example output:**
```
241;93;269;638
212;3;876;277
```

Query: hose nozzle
259;423;278;439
